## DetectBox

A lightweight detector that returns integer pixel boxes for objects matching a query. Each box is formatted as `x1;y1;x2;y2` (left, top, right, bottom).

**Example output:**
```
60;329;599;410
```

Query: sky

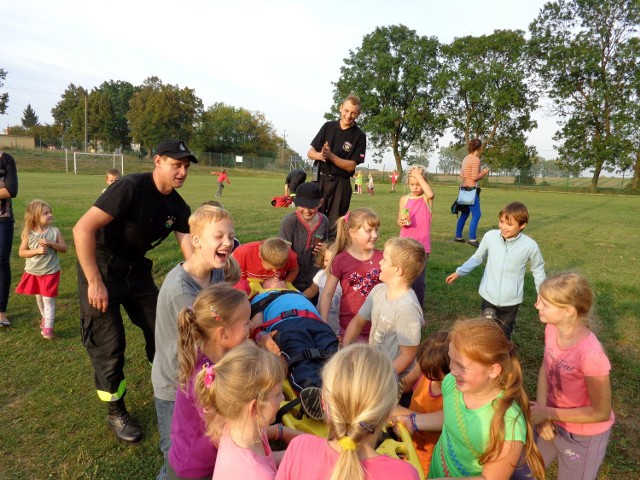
0;0;559;169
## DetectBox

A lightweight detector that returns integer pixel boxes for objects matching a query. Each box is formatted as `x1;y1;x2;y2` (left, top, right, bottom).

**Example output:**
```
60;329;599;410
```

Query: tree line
1;0;638;192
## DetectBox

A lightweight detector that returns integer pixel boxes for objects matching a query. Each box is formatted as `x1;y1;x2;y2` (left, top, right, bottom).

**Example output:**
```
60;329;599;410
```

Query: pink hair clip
203;363;215;388
209;306;221;321
344;211;350;223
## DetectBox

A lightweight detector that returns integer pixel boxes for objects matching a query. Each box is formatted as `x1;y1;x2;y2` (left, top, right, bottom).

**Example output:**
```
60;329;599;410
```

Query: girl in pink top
276;344;420;480
531;273;614;480
195;341;288;480
397;165;434;306
318;208;382;342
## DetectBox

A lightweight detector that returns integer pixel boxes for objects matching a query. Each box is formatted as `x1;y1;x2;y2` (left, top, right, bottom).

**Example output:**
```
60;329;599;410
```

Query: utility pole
281;130;286;167
84;96;88;152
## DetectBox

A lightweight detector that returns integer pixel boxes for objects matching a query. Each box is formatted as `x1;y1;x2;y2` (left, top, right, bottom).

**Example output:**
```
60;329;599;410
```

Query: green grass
0;166;638;479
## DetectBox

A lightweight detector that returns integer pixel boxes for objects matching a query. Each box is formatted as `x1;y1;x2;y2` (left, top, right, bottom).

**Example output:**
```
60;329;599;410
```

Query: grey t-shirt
358;283;423;377
151;262;224;401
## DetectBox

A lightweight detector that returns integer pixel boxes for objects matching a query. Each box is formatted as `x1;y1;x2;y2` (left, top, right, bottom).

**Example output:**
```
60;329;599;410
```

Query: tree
331;25;447;174
442;30;538;170
127;77;203;155
88;80;136;152
22;104;40;128
195;103;280;158
0;68;7;115
438;145;466;175
529;0;640;193
51;84;89;149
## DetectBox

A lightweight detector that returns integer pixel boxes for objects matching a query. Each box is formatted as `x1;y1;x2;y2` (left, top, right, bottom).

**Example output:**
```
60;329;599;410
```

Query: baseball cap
156;140;198;163
294;182;322;208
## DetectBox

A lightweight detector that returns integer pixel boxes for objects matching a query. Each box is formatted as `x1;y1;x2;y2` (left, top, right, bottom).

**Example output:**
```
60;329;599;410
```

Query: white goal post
70;151;124;175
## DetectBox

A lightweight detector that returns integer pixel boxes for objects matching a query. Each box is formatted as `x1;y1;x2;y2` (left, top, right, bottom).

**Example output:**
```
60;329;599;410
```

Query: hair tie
359;421;375;435
338;436;358;451
203;363;215;388
343;212;350;223
209;306;221;321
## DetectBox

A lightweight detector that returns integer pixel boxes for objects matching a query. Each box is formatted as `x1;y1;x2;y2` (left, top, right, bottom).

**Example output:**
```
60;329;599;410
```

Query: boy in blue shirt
446;201;546;338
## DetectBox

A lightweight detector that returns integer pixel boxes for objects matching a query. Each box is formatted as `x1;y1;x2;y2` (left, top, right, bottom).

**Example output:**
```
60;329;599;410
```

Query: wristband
409;413;418;434
275;423;284;442
255;331;268;342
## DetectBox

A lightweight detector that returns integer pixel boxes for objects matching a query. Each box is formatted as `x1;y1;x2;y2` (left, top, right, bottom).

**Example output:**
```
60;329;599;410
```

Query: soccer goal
69;151;124;175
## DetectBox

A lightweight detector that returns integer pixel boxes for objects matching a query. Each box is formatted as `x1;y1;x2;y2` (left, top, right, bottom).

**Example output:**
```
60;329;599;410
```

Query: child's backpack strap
250;290;302;319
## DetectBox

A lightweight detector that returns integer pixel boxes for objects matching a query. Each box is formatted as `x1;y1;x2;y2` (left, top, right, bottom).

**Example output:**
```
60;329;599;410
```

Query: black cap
156;140;198;163
294;182;322;208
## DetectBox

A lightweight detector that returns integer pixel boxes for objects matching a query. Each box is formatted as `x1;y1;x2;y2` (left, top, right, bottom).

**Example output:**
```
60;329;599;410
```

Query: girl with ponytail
276;344;420;480
418;318;545;479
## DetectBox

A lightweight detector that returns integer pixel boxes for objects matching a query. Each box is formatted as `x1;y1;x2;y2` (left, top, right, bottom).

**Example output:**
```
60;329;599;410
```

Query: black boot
107;398;143;444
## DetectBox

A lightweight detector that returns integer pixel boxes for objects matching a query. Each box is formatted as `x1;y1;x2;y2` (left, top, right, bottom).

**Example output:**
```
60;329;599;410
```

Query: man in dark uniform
284;168;307;196
307;94;366;236
73;140;196;443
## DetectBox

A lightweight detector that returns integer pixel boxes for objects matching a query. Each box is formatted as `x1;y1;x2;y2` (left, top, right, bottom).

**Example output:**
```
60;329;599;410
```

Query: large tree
442;30;539;171
0;68;7;115
195;102;280;158
88;80;136;152
22;104;40;128
127;76;203;155
332;25;446;174
51;83;89;149
529;0;640;192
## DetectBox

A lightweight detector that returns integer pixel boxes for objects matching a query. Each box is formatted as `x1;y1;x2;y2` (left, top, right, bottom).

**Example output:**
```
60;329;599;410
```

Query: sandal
299;386;324;421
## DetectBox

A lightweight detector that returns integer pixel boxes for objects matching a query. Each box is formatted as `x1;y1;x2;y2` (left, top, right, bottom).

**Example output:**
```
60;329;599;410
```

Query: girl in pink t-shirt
276;344;420;480
397;165;434;307
195;341;288;480
318;208;382;342
531;273;614;480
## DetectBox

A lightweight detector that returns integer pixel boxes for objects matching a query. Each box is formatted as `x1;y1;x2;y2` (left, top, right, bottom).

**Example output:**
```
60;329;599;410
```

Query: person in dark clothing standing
307;94;366;236
73;140;196;444
0;151;18;327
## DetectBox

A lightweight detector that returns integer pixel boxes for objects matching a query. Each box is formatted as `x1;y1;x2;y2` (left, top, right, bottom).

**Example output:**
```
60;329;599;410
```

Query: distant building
0;134;35;150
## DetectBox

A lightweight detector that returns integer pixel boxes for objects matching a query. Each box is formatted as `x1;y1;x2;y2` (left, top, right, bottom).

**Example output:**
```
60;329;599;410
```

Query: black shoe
107;399;143;444
468;240;480;247
454;237;465;243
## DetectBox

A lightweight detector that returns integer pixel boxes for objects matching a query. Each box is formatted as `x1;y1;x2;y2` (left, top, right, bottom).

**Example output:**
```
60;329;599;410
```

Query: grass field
0;166;638;479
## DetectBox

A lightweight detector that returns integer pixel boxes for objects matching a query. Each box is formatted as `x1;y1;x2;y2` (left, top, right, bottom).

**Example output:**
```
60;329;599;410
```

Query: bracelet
275;423;284;442
408;413;418;434
255;331;268;342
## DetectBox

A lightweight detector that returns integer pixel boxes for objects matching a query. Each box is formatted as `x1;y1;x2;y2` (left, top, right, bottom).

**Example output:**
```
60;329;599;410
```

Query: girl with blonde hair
276;344;420;480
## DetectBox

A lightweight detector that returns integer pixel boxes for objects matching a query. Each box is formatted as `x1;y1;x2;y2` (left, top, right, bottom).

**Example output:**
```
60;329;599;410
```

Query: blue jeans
154;397;175;480
455;191;482;240
0;221;14;312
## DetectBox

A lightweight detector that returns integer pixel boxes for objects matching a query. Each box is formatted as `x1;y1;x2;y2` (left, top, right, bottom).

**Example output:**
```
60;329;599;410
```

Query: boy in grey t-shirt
342;237;426;377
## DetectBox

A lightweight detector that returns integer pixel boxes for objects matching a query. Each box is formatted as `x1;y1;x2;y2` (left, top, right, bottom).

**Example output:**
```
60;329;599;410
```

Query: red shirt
232;241;298;281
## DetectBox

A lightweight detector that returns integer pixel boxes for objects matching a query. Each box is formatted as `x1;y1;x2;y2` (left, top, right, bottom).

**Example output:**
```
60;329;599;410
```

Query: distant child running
318;208;383;342
16;200;68;340
416;318;545;479
398;165;434;307
446;201;546;338
276;343;420;480
167;283;251;480
392;330;450;476
195;341;295;480
312;241;342;335
531;273;614;480
211;169;230;197
342;237;426;379
278;182;328;301
102;168;121;193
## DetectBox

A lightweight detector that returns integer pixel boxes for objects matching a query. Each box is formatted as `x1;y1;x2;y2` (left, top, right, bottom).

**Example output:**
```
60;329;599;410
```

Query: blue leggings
455;191;482;240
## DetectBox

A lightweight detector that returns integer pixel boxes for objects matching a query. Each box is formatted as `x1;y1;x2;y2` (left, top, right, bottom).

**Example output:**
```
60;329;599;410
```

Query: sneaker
40;318;45;330
454;237;465;243
41;328;54;340
468;240;480;247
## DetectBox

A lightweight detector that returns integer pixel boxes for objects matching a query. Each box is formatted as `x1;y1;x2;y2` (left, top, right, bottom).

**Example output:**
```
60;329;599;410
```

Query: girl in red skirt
16;200;67;339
